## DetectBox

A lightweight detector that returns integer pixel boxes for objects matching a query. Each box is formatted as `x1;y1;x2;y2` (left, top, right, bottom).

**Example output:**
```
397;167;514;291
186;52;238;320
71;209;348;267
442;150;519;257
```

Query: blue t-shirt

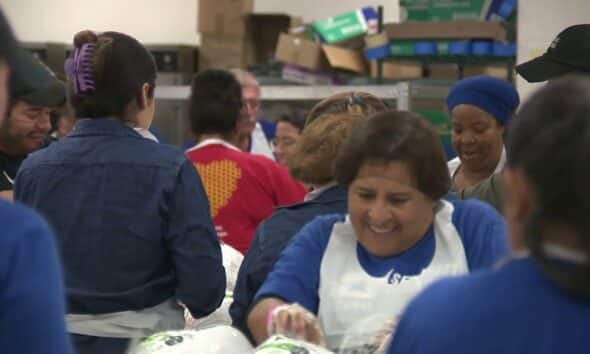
255;199;508;313
0;200;73;354
388;257;590;354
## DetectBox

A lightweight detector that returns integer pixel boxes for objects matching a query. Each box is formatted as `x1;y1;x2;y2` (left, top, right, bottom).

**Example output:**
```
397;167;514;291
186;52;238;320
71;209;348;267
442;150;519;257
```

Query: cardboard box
248;14;295;64
275;33;369;74
400;0;493;22
312;7;377;44
427;63;459;79
199;34;252;70
370;60;422;79
275;33;329;71
384;21;507;41
199;14;295;70
463;64;509;79
365;33;389;48
322;44;368;74
281;64;339;85
198;0;254;36
399;0;431;21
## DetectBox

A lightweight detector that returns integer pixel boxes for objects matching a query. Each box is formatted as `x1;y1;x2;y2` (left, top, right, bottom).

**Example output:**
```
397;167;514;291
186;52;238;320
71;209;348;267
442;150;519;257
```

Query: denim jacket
15;119;225;317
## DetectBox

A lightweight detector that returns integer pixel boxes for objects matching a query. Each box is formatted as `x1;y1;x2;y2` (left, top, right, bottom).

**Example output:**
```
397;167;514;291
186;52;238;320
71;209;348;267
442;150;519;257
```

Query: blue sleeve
259;119;276;140
0;204;73;354
452;199;509;270
253;215;340;314
166;160;226;318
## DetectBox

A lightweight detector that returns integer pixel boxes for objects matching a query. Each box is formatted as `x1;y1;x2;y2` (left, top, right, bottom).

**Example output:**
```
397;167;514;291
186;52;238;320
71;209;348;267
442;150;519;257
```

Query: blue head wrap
446;76;520;125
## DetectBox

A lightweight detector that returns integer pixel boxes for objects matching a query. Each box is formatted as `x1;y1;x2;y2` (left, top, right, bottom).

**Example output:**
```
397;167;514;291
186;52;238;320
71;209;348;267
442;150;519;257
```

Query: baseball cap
9;48;66;107
516;24;590;82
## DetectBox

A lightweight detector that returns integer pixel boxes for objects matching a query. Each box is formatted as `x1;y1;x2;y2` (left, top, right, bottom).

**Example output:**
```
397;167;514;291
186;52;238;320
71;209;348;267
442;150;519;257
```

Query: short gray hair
228;68;259;88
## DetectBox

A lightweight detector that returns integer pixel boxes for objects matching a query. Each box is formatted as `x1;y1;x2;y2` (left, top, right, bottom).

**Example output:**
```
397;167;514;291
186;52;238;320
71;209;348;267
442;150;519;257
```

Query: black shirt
0;151;25;191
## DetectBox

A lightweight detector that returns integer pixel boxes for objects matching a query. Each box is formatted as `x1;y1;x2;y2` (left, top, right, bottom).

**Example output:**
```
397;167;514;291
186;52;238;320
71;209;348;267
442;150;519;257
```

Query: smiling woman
346;161;436;257
247;110;510;352
446;76;520;191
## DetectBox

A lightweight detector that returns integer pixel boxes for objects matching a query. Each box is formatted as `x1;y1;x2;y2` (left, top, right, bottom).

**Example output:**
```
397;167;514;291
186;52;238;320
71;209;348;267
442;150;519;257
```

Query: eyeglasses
271;137;297;149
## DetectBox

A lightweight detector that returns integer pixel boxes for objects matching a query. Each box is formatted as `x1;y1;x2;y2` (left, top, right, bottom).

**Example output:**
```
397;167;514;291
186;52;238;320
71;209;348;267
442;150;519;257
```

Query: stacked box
275;33;368;75
198;0;294;70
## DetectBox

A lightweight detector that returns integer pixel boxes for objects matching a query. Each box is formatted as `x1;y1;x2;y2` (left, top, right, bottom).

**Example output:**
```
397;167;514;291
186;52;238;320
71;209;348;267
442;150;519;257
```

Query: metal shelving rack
155;80;453;111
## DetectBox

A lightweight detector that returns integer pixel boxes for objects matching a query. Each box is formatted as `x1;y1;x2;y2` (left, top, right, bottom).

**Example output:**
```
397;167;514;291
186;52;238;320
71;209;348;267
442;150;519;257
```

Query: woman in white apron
246;110;509;352
446;76;519;191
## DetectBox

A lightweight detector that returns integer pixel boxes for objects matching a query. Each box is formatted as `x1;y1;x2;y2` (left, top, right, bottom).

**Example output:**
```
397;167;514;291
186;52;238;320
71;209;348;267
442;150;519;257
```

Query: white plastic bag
185;244;244;329
338;313;397;354
255;335;334;354
132;326;254;354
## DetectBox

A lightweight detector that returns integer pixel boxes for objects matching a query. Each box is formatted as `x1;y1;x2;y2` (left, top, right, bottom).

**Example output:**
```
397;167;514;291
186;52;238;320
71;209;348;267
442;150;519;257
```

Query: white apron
66;298;184;338
317;200;469;350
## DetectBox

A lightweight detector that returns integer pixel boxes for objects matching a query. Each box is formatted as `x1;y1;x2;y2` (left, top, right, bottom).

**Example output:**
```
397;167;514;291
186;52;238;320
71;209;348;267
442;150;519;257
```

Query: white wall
0;0;398;45
255;0;399;24
0;0;198;44
517;0;590;100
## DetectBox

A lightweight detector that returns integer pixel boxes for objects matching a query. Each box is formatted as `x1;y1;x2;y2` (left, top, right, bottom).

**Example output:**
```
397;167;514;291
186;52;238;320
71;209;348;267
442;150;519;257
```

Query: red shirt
186;139;306;254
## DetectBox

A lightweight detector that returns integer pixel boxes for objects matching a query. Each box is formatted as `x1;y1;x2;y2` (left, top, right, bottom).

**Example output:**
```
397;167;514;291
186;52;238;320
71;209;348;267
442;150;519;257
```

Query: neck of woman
197;132;238;145
459;165;495;184
454;162;496;190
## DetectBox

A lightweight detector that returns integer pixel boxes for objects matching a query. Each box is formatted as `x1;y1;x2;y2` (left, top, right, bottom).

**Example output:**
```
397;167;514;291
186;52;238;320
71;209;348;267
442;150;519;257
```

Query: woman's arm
244;215;341;345
248;297;325;346
167;161;226;318
247;297;287;343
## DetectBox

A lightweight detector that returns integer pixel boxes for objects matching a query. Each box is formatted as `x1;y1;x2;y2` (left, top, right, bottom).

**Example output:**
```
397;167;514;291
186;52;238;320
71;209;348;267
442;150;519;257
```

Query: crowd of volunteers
0;5;589;354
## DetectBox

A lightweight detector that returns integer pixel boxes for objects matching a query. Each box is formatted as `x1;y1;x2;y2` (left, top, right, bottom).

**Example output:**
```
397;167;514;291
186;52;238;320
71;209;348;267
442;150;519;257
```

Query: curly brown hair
305;91;388;127
288;112;364;186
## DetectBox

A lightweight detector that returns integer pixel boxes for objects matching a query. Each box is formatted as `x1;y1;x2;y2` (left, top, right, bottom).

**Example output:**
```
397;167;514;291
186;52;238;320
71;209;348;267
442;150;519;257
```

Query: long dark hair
67;30;156;120
506;76;590;298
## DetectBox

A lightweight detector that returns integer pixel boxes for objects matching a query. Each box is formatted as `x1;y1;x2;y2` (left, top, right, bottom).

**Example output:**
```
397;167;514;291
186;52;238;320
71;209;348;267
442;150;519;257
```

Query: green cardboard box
399;0;431;21
312;8;373;44
400;0;493;22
